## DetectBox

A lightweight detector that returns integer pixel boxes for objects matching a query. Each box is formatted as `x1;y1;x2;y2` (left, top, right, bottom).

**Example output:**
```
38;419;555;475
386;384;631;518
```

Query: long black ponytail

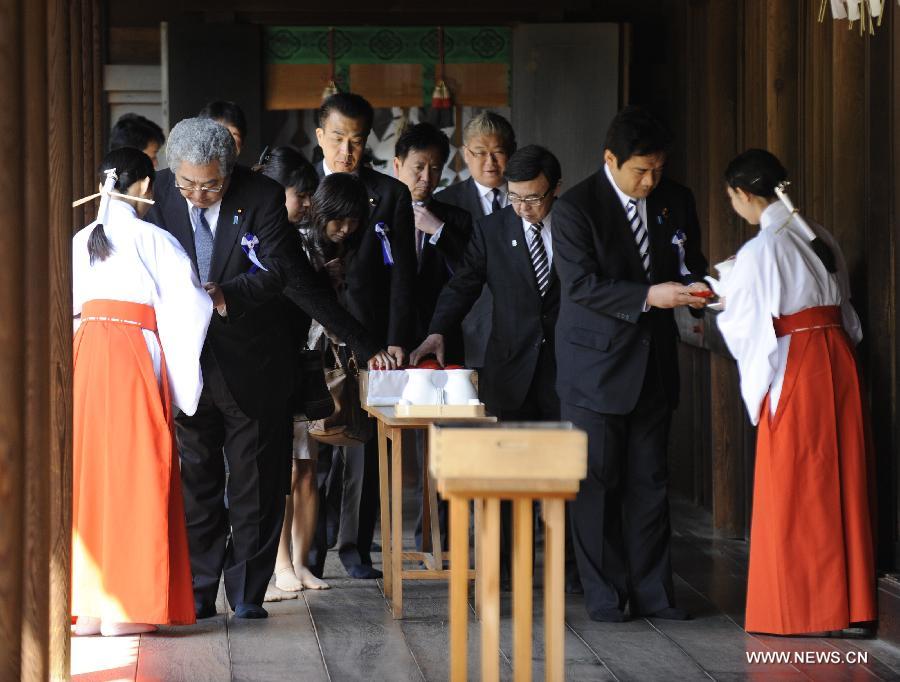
88;147;155;264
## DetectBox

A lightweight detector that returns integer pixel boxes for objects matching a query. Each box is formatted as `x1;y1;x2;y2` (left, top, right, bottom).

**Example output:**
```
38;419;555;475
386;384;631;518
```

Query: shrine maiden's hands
204;282;227;316
409;334;445;367
646;281;711;310
413;204;444;235
367;350;398;371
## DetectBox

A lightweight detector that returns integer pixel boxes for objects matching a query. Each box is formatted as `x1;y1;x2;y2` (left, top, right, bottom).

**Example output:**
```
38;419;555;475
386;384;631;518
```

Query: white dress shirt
184;196;222;237
473;179;508;216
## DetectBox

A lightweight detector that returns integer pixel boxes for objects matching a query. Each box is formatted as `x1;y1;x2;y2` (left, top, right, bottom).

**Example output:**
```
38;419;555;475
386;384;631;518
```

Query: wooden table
430;423;587;682
364;405;497;619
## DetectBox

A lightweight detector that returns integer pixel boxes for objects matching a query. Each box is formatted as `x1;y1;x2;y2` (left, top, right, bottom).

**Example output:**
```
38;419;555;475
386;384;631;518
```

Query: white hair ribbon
96;169;118;228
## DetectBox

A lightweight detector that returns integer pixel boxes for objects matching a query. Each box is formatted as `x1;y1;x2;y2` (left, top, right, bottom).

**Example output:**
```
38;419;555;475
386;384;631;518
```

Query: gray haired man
146;117;389;619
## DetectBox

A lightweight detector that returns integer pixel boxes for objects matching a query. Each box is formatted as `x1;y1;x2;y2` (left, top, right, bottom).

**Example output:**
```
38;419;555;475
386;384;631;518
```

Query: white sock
297;566;330;590
274;567;304;592
100;622;158;637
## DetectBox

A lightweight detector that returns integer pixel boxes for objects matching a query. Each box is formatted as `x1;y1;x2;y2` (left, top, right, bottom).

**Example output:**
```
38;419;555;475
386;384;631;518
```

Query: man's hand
646;282;710;309
387;345;406;367
409;334;445;367
413;204;444;236
367;350;398;370
685;281;712;309
204;282;227;316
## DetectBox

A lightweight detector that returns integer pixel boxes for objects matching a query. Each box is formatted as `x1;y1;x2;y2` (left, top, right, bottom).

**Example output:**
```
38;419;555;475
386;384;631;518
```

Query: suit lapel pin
658;207;669;224
512;239;518;247
234;208;243;225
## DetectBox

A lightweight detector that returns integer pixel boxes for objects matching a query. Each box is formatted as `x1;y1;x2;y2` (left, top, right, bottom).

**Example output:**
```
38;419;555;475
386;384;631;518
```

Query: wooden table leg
390;426;404;618
474;497;484;618
377;419;392;600
480;498;501;682
449;495;470;682
424;431;443;570
512;499;533;682
542;498;565;682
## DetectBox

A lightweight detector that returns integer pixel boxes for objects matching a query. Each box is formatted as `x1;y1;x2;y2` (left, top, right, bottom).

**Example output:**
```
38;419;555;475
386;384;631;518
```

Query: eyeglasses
508;187;553;205
464;146;508;161
174;182;224;194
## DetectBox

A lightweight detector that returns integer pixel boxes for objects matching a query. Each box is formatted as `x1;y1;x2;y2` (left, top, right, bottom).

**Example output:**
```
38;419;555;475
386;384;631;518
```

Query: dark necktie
490;187;502;213
193;206;214;282
626;199;651;279
415;229;425;265
528;222;550;297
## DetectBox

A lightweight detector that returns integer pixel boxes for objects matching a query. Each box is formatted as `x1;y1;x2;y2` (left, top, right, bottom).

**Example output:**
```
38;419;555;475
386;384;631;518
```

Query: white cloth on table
716;200;861;425
73;199;213;415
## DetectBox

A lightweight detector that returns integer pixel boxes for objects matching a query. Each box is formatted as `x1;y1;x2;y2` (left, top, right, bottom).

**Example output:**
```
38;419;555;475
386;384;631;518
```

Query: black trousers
493;344;577;584
176;351;289;610
562;351;675;616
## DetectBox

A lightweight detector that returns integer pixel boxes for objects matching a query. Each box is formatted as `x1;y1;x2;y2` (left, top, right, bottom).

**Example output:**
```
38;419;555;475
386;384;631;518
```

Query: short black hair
318;93;374;134
724;148;788;200
198;100;248;138
604;106;673;167
258;146;319;195
394;122;450;166
109;113;164;152
504;144;561;189
310;172;370;241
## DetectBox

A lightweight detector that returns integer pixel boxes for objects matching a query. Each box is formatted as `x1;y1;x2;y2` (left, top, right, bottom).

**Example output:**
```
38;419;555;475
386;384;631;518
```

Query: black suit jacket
429;206;560;412
148;166;379;418
316;164;417;350
413;197;473;364
435;177;495;367
552;171;708;415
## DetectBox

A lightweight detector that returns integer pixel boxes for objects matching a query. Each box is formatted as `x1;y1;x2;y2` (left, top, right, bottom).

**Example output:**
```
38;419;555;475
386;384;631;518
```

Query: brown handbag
307;343;373;446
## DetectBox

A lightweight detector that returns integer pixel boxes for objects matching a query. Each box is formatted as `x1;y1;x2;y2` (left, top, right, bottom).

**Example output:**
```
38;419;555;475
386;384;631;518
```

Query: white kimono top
716;200;862;425
73;199;213;415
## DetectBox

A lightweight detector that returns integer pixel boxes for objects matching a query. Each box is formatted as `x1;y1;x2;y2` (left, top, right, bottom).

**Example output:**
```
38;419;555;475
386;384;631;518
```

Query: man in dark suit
308;93;417;579
393;122;473;551
433;111;516;369
552;106;710;623
147;117;390;619
412;145;563;584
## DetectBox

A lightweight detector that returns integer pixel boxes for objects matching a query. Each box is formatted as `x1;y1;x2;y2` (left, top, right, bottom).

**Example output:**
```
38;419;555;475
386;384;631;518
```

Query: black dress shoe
640;607;691;621
195;603;217;619
588;607;626;623
347;564;383;579
234;603;268;619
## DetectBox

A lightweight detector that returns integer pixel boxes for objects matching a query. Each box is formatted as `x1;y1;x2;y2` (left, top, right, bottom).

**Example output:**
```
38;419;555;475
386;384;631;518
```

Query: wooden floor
72;496;900;681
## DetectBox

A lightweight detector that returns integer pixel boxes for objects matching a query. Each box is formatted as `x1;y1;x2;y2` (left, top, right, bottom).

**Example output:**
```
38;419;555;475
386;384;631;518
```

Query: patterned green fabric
265;26;510;105
266;26;510;64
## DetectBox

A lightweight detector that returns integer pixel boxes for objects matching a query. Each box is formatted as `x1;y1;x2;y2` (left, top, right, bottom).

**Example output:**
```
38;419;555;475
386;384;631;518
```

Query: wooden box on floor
429;422;588;682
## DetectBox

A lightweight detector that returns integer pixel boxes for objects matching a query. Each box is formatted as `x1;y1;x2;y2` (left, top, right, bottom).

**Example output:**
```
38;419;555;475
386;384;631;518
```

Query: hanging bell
431;79;452;109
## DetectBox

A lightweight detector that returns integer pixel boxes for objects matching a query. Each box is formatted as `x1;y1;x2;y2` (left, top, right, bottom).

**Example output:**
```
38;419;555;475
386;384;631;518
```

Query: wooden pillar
47;0;73;677
0;0;74;679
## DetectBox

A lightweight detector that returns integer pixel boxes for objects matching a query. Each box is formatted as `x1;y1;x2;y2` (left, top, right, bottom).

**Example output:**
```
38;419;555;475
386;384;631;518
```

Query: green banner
265;26;510;65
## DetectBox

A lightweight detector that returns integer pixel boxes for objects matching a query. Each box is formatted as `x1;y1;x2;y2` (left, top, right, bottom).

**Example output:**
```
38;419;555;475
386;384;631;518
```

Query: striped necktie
528;222;550;297
626;199;651;278
193;206;214;283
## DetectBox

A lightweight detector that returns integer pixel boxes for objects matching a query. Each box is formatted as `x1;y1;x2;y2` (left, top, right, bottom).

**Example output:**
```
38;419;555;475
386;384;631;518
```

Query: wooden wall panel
0;0;75;678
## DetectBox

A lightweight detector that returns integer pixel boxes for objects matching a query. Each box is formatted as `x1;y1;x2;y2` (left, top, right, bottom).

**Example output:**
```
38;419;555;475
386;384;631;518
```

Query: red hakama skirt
744;305;876;635
72;299;195;625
